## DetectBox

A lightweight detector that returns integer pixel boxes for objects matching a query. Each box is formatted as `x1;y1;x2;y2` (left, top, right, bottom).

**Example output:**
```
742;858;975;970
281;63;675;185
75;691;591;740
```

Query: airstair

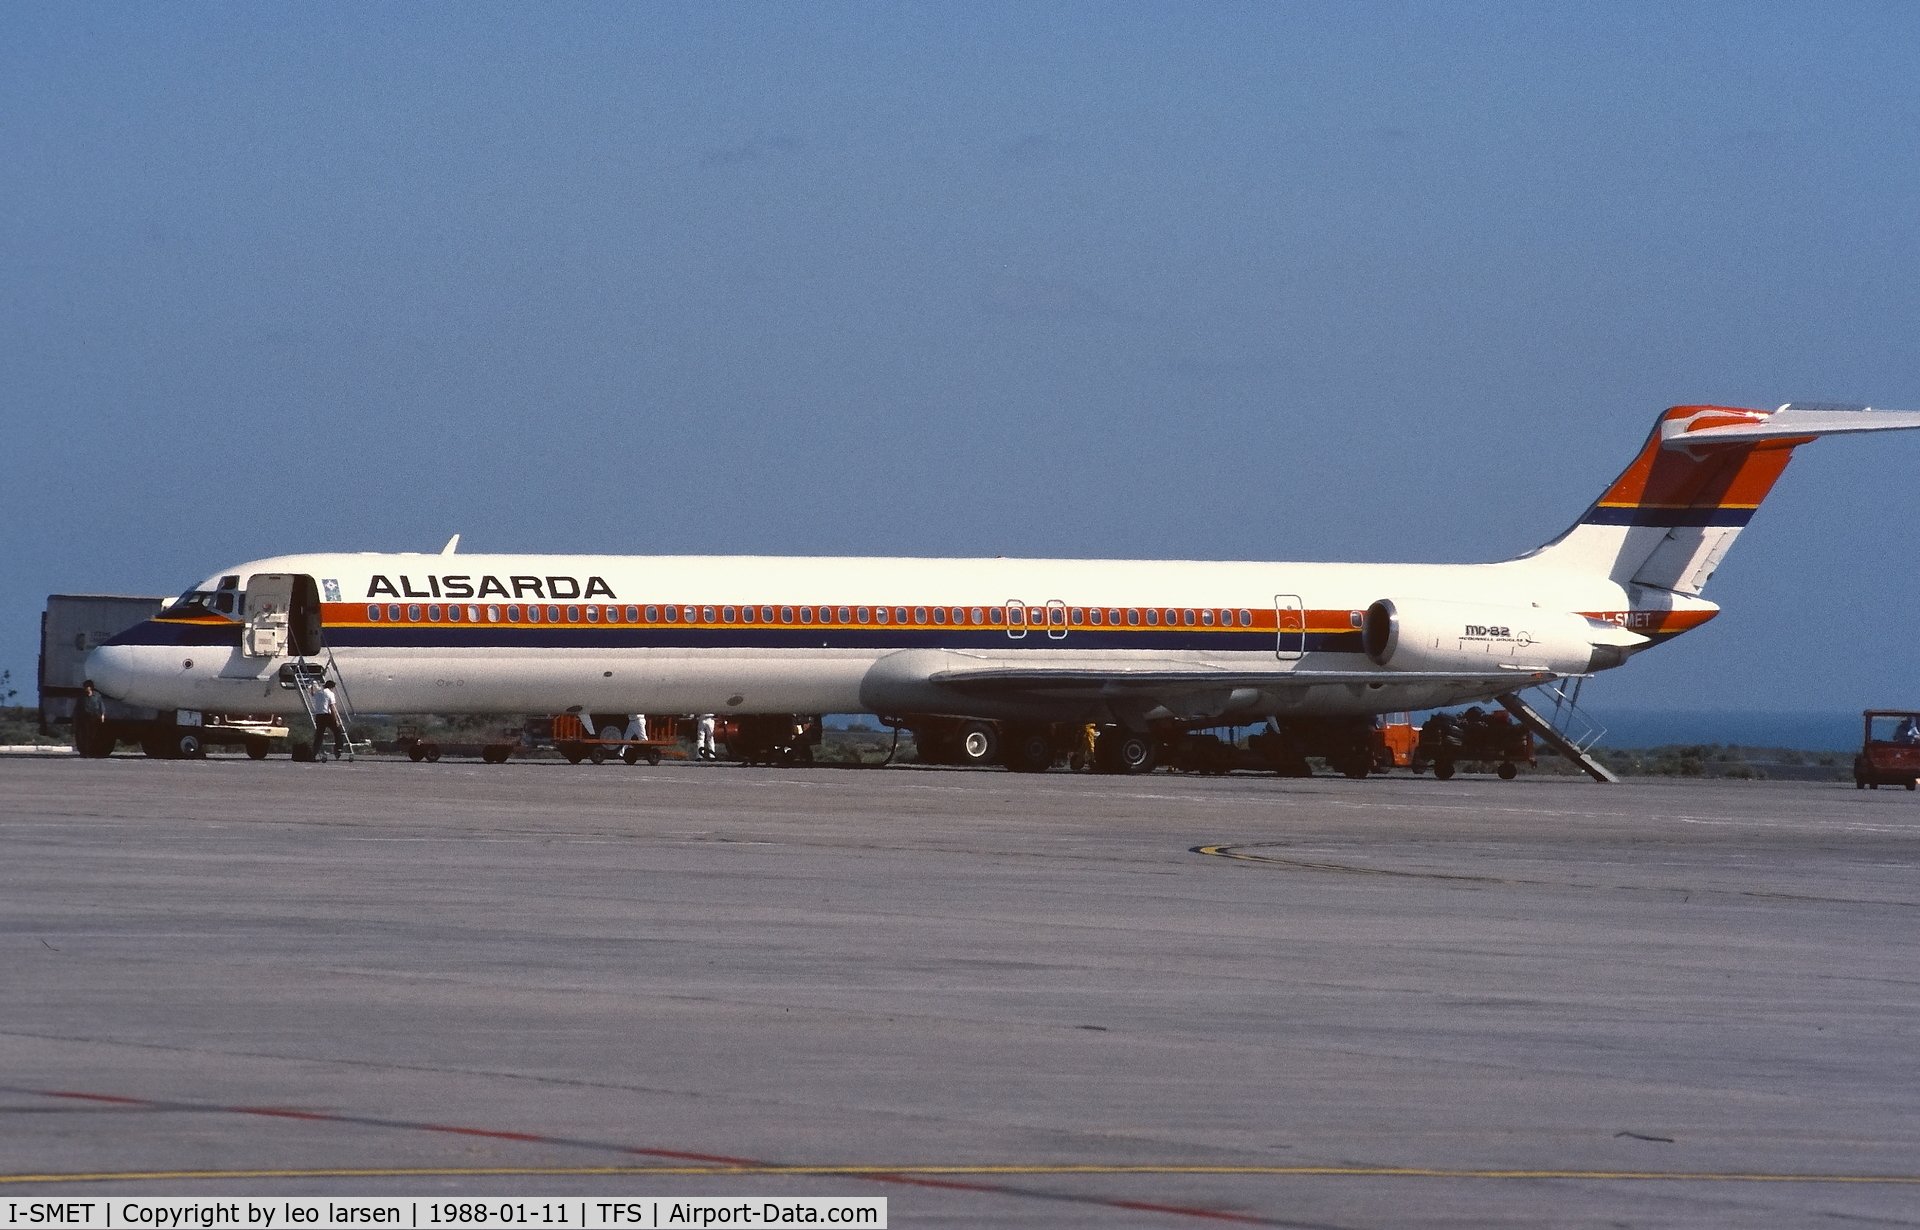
286;644;359;763
1496;679;1618;783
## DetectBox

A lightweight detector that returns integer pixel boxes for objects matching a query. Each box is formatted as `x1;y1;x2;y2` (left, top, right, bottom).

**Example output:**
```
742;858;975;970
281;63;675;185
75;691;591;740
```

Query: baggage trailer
551;713;686;765
41;593;289;759
1416;707;1536;780
1853;710;1920;790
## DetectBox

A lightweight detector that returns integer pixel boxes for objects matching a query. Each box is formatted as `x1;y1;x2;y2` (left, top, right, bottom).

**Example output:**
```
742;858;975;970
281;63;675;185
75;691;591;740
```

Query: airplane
85;403;1920;776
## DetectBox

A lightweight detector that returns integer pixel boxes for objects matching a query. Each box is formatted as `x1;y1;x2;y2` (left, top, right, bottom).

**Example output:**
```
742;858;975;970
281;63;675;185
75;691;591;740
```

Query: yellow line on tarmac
4;1165;1918;1185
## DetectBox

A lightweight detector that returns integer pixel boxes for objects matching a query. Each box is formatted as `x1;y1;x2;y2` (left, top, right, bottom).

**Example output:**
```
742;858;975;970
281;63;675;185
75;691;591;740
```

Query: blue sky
5;2;1919;712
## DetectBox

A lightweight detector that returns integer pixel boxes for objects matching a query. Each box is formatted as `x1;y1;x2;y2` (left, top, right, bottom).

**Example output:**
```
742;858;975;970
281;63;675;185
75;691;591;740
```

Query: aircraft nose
85;643;141;700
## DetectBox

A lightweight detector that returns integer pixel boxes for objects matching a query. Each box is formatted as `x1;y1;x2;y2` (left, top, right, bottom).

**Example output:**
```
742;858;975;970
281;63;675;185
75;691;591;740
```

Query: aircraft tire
1096;729;1155;775
1001;726;1055;773
956;721;999;767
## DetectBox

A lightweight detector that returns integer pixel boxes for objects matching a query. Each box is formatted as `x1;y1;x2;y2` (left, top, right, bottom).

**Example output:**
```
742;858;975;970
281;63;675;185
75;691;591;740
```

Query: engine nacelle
1362;597;1644;675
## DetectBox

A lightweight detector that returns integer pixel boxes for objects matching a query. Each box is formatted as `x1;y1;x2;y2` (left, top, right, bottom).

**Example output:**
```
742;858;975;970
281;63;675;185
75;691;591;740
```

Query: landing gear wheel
246;739;269;760
1435;761;1456;781
589;745;607;765
1002;726;1055;773
1096;730;1156;775
1497;761;1519;780
956;721;999;768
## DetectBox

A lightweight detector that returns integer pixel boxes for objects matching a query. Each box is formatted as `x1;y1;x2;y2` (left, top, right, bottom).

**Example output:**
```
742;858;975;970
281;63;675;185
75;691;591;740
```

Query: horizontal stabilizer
1664;404;1920;448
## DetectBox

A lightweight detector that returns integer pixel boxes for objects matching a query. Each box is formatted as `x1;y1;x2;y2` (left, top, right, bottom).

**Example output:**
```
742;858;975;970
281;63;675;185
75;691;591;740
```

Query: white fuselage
87;551;1707;724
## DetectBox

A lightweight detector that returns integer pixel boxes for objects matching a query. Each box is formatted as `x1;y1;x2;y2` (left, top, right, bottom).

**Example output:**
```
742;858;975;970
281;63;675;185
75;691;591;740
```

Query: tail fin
1516;404;1920;593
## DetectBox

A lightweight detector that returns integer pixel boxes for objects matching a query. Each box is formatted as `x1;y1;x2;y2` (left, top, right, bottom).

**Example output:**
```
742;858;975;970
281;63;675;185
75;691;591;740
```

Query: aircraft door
1005;600;1027;639
1046;598;1068;639
245;574;325;658
1275;594;1304;660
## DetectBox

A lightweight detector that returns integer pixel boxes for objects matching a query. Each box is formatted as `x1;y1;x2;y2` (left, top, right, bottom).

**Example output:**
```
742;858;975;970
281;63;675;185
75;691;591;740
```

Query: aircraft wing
925;665;1559;697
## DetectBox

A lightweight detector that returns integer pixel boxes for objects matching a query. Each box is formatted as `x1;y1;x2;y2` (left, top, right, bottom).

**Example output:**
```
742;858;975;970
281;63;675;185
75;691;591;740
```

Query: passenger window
1127;609;1140;626
1183;609;1196;625
489;606;502;622
839;606;852;623
585;606;599;623
1088;609;1102;625
857;606;870;623
971;607;984;624
429;605;443;621
408;605;422;621
988;608;1003;625
507;605;521;622
799;607;814;624
1145;609;1159;625
367;605;381;621
763;606;777;622
722;606;736;622
740;606;755;623
627;606;640;622
874;607;888;624
780;607;794;623
896;607;910;623
1200;609;1214;626
664;606;679;622
914;608;928;624
1239;609;1253;626
704;606;717;623
932;608;947;624
548;606;561;622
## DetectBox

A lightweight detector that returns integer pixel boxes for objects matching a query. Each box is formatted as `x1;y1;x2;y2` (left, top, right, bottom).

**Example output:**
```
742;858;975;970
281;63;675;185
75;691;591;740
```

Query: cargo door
1275;594;1304;660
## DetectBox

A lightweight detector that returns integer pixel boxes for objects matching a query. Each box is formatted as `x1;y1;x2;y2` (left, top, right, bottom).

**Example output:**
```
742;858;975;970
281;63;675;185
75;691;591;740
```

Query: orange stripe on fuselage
318;601;1372;633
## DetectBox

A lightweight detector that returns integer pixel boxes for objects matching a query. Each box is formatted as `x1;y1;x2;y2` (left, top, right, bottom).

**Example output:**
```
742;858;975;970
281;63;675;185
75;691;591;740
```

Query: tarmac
3;755;1917;1228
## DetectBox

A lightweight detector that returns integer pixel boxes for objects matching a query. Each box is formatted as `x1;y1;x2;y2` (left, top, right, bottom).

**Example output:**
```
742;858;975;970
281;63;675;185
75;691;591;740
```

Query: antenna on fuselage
441;534;460;555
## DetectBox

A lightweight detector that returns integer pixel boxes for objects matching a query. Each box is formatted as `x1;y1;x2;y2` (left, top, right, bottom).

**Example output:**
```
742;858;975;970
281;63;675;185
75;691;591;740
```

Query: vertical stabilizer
1513;404;1920;593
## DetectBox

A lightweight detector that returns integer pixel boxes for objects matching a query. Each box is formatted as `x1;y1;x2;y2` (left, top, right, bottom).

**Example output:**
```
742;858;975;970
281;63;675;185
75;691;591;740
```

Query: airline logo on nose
365;574;618;600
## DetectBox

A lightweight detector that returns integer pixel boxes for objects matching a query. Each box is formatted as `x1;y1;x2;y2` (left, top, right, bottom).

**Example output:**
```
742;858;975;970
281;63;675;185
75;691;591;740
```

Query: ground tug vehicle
1853;710;1920;790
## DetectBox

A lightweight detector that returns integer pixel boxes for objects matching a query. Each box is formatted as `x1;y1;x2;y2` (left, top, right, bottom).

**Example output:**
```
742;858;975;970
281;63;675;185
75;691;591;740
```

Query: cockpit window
170;588;235;616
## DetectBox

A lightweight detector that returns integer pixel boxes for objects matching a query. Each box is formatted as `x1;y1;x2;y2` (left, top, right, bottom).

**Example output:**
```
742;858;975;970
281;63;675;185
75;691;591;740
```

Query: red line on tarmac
18;1087;1279;1226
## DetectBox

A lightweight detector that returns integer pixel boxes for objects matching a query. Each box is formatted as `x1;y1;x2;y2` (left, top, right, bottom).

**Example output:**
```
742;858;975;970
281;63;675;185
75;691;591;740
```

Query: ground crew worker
74;679;108;757
696;714;718;760
310;679;346;760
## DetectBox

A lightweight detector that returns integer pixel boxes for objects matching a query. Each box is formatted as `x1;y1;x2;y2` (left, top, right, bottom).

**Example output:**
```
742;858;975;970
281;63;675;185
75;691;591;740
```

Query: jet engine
1362;597;1646;675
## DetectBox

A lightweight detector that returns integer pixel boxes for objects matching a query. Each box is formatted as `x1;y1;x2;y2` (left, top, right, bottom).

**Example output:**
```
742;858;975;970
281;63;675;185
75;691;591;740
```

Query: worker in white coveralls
696;714;717;760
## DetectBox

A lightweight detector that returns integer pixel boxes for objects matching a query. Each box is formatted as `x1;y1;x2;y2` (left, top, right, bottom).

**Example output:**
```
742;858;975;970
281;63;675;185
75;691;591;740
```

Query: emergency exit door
1275;594;1304;660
